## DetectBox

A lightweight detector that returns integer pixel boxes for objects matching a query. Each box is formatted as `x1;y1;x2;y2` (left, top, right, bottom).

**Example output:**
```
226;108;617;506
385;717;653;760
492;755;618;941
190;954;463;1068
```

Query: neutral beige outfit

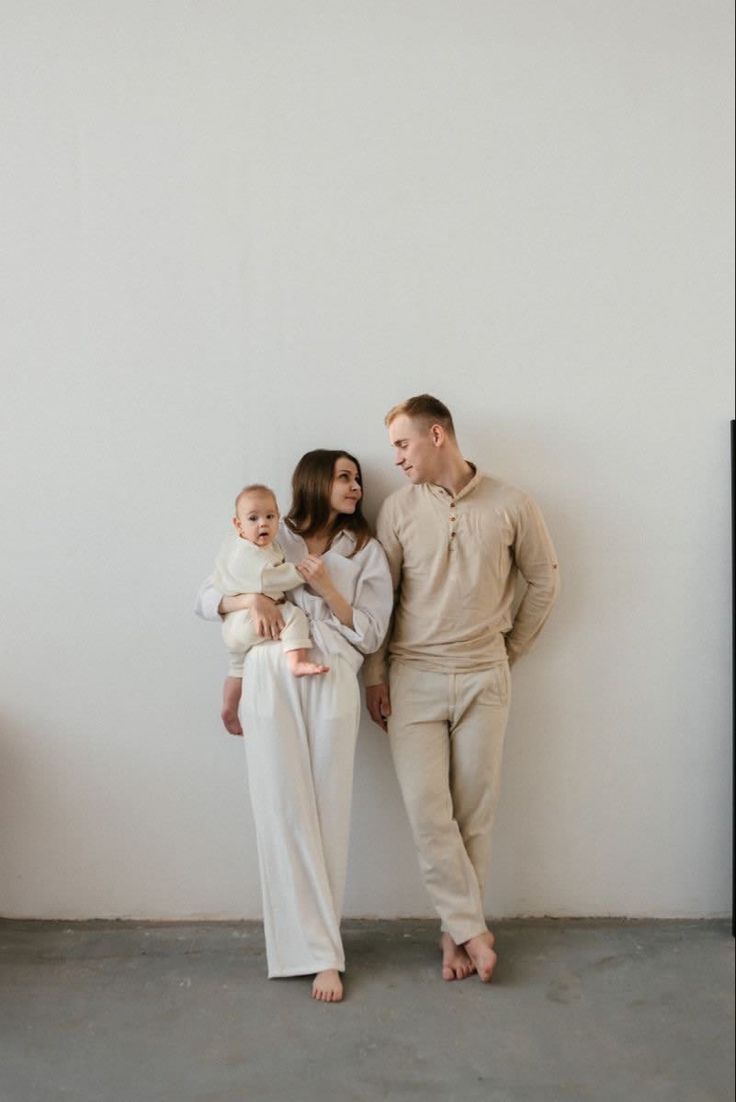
364;468;559;943
213;536;311;676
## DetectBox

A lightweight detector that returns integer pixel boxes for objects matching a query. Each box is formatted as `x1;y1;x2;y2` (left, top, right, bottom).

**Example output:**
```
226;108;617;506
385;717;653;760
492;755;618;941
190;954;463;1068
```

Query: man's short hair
384;394;456;437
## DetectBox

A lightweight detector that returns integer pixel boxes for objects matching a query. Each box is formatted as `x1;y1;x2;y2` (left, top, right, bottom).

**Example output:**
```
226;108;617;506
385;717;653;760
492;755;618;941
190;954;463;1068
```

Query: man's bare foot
311;969;343;1002
439;932;475;981
463;932;497;982
291;661;330;678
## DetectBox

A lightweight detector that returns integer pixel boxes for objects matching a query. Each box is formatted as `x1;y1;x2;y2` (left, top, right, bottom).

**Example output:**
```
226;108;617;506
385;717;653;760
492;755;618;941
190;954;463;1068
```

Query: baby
214;484;328;727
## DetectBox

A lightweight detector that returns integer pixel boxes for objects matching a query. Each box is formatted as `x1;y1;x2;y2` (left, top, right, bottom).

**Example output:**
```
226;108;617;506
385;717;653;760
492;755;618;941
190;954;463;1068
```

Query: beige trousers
387;661;511;945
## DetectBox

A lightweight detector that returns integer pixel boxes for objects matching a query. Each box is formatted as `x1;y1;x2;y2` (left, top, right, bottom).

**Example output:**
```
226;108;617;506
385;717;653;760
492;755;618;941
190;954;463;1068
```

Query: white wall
1;0;733;920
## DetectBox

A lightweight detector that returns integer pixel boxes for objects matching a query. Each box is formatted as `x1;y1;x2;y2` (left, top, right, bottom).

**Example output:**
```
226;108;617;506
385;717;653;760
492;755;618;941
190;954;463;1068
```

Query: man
364;395;559;982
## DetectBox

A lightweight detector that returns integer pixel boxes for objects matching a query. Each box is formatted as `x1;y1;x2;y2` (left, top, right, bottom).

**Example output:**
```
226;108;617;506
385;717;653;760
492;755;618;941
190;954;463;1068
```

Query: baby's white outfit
213;536;310;676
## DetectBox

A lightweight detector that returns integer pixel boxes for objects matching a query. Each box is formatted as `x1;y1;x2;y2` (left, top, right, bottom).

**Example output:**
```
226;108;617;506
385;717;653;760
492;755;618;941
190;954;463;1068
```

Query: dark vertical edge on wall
732;420;735;937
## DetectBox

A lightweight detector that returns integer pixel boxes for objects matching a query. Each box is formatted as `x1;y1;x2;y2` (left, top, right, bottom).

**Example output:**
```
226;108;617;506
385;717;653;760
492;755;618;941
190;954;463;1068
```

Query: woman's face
329;456;362;516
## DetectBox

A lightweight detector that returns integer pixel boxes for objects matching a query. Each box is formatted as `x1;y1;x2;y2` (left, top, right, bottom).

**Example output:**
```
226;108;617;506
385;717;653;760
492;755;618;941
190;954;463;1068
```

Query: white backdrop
1;0;733;919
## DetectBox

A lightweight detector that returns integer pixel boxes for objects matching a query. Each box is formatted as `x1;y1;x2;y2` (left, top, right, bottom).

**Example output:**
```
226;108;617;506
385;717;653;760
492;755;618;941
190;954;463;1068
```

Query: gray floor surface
0;919;733;1102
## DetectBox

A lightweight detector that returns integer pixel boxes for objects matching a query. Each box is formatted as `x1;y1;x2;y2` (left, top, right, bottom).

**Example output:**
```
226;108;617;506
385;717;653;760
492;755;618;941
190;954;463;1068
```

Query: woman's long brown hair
284;450;372;557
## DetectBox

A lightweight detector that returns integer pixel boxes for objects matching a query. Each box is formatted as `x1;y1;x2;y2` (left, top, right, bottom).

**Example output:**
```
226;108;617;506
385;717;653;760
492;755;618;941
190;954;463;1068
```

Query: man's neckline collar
427;462;482;502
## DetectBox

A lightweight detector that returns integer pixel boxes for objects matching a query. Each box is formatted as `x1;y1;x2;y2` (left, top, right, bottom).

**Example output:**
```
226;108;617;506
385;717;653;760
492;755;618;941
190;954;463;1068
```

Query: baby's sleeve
260;561;304;599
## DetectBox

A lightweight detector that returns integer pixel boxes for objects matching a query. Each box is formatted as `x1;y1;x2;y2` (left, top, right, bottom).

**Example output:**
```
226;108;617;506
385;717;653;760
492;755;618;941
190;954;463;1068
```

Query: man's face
233;492;279;546
388;414;440;484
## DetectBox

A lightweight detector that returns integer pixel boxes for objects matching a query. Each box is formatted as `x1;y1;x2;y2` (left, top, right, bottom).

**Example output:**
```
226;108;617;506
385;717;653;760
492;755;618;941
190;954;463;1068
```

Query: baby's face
233;492;279;547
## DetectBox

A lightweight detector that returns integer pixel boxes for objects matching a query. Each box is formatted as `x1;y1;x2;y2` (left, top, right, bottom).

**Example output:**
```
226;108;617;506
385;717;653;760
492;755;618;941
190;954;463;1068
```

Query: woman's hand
218;593;284;638
297;555;354;630
249;594;285;639
297;555;334;599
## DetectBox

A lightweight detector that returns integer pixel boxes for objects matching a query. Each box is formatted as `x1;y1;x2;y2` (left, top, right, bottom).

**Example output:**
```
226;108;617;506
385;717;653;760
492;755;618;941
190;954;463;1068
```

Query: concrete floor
0;920;732;1102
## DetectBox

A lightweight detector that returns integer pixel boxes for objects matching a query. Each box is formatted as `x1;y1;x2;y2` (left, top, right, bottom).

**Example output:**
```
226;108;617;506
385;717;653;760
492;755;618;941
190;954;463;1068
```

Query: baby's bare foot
291;661;330;678
439;932;475;981
221;676;243;736
463;932;497;983
311;969;343;1002
220;707;243;736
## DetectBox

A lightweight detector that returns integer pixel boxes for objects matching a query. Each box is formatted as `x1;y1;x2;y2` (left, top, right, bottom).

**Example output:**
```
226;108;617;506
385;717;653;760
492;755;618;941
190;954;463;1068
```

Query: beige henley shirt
363;467;560;686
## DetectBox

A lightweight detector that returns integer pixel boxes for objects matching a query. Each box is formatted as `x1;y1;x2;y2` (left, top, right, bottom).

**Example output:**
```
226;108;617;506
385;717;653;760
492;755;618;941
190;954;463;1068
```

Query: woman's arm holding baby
197;575;285;639
218;592;285;639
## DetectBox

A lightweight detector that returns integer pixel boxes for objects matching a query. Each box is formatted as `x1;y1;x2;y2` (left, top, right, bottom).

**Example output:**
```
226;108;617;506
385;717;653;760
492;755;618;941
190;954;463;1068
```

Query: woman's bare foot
311;969;343;1002
463;932;498;982
439;932;475;980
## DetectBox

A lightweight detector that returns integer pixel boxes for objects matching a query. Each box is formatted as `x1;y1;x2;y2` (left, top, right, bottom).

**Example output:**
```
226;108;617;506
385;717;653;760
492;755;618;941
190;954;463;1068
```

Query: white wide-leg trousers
241;642;360;978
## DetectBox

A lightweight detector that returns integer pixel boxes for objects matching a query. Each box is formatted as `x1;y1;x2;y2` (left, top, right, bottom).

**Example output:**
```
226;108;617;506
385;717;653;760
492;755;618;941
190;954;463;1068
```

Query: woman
195;450;392;1002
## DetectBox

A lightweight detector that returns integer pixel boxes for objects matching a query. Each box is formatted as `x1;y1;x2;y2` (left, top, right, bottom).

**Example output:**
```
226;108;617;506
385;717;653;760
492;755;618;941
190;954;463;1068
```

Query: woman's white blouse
195;522;393;673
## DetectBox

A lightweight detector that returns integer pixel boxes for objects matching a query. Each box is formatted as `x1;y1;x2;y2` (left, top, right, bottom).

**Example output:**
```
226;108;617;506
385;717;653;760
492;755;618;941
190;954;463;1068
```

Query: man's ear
430;423;445;447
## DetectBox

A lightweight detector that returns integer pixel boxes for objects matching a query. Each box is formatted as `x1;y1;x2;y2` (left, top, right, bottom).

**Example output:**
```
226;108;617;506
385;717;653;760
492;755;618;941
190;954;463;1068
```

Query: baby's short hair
234;484;278;515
